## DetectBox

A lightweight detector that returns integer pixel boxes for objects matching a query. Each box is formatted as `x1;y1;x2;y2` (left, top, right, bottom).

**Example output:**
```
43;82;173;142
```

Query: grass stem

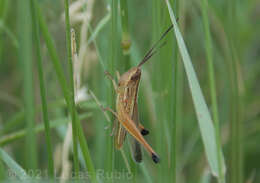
64;0;80;177
30;0;54;178
17;0;37;170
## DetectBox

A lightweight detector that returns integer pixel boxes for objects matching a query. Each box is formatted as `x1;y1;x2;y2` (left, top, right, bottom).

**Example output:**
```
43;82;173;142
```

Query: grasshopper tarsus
152;153;160;164
104;70;111;76
135;157;142;163
138;123;149;136
141;129;149;136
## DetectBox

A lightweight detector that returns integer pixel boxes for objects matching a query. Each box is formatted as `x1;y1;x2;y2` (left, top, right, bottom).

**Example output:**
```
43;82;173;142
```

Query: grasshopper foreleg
101;106;118;118
105;71;118;91
116;71;120;81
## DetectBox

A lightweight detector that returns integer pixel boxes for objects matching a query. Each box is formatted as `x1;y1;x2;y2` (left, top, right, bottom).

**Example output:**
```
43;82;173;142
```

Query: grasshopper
105;25;173;163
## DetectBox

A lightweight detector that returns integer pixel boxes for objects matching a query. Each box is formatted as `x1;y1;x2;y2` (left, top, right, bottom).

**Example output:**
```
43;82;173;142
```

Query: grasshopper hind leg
138;123;149;136
114;122;127;149
132;141;142;163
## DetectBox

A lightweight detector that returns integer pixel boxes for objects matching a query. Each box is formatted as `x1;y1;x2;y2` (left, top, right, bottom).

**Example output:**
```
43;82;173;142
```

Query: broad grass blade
166;1;226;178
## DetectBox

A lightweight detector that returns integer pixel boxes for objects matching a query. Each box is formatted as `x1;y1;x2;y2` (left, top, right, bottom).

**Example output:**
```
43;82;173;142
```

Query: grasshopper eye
131;74;140;81
131;70;141;81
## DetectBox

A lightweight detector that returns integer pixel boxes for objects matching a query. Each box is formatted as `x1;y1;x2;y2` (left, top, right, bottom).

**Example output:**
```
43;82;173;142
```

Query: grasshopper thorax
118;67;141;87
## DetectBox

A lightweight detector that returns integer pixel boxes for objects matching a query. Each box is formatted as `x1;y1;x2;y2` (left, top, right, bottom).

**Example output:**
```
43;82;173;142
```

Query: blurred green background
0;0;259;182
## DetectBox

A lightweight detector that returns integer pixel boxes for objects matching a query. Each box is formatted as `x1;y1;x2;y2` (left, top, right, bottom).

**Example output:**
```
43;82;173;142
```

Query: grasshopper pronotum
105;25;173;163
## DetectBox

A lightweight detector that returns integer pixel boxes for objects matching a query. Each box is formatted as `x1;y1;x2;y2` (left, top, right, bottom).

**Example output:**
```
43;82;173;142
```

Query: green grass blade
120;0;131;71
140;163;153;183
0;160;4;180
36;3;69;103
200;170;211;183
17;0;37;170
166;0;226;178
0;148;30;180
87;13;111;45
30;0;54;178
0;20;18;48
104;0;118;176
64;0;79;176
0;0;11;63
0;111;24;135
0;113;92;146
227;1;243;182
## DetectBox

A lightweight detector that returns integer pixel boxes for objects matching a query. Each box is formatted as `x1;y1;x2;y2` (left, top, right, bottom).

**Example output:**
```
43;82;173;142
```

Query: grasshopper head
118;67;141;88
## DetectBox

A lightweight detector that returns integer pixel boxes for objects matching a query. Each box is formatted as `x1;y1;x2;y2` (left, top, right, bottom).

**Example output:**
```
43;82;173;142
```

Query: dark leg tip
141;129;149;136
134;155;142;163
152;153;160;163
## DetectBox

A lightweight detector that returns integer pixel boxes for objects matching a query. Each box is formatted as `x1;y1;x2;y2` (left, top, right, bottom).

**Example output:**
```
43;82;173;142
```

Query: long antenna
138;24;174;67
138;41;167;67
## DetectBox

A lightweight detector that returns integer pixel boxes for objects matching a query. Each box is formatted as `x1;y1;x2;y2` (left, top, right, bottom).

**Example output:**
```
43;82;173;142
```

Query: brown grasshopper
105;25;173;163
